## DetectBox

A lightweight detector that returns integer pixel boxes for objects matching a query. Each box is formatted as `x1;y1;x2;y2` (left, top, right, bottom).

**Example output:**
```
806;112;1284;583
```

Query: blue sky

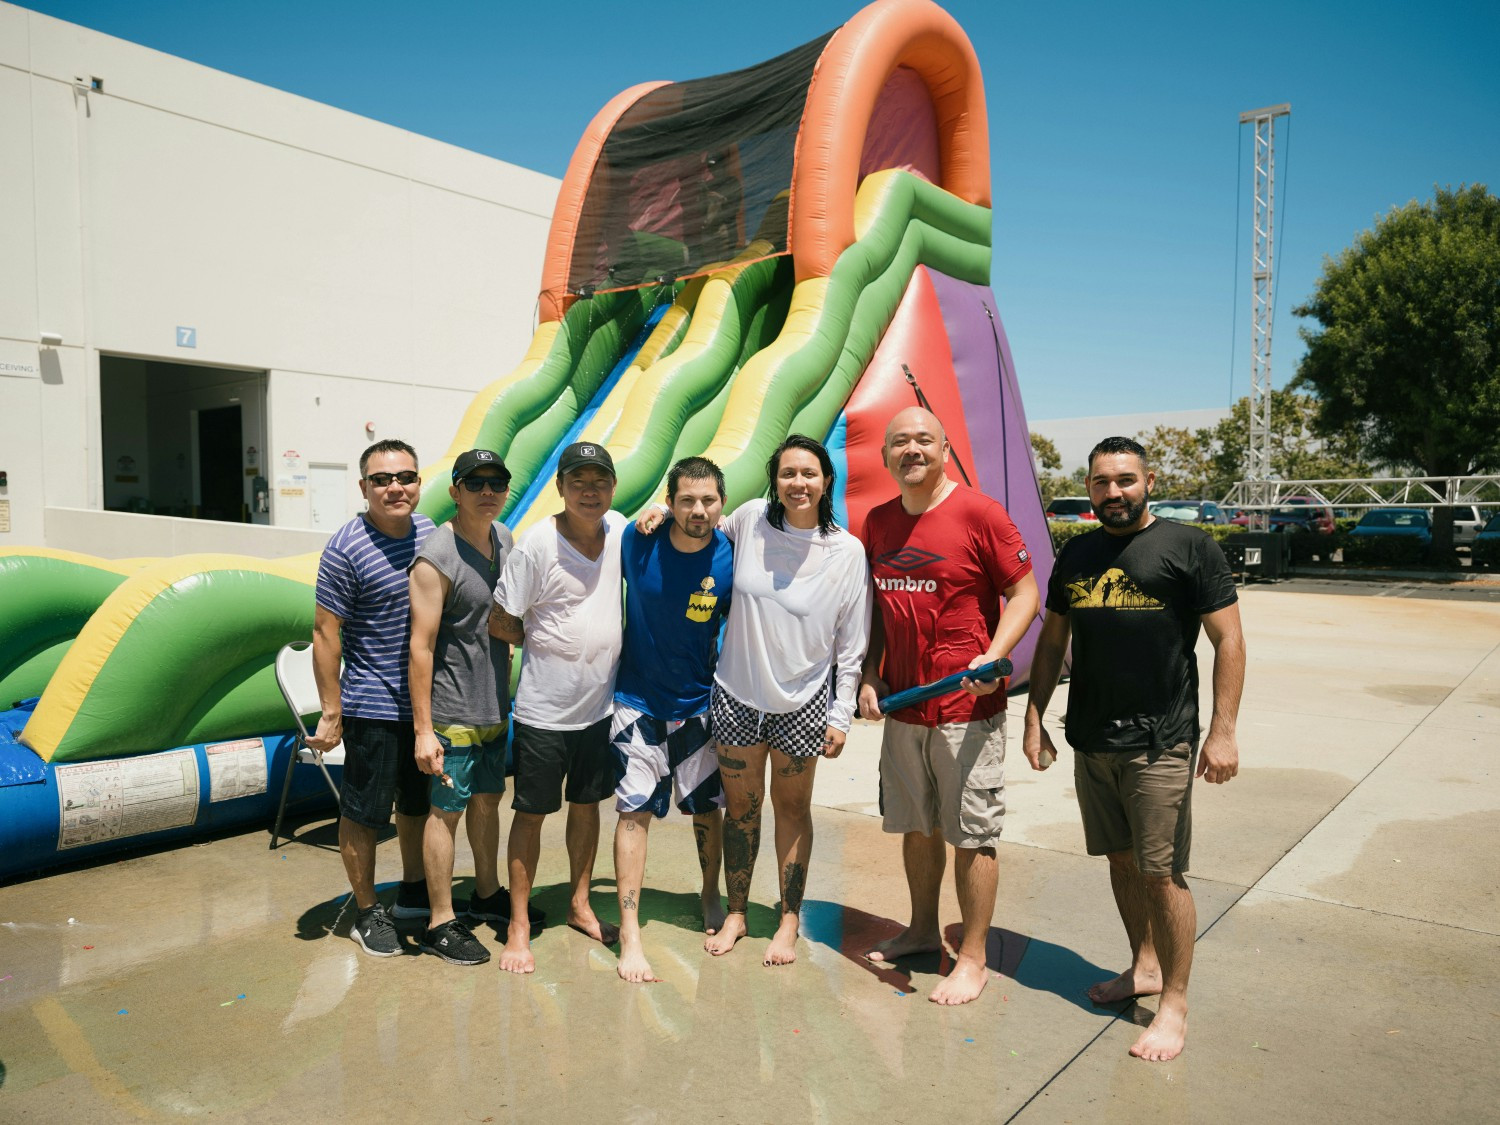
18;0;1500;420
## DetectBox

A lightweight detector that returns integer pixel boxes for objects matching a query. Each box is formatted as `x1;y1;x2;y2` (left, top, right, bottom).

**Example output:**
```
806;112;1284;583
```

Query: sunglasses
364;471;419;488
461;476;510;493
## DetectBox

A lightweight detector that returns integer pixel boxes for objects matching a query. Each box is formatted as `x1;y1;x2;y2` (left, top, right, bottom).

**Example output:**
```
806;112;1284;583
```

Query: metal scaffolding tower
1239;102;1290;531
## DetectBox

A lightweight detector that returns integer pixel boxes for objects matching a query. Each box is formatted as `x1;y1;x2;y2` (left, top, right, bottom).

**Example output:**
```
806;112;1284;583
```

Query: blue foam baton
877;658;1013;715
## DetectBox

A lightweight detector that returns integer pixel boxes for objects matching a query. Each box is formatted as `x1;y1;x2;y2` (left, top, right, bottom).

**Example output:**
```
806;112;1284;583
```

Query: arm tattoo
490;605;524;644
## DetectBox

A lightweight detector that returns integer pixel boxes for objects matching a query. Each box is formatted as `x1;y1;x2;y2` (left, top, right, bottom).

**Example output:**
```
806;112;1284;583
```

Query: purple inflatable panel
926;271;1055;686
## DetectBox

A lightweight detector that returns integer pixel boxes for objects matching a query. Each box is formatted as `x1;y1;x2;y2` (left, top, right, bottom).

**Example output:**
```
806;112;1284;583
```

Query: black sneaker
422;919;490;966
464;888;547;928
351;902;402;957
391;879;431;920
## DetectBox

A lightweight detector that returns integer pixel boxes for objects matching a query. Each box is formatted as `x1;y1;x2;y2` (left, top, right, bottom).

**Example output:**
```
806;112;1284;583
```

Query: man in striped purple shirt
311;439;436;956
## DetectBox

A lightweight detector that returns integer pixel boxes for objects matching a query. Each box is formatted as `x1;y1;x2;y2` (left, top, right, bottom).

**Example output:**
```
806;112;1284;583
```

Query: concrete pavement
1;579;1496;1122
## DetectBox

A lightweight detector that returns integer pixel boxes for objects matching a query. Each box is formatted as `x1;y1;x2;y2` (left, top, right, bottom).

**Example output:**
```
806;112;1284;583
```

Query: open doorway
196;405;244;521
99;356;268;524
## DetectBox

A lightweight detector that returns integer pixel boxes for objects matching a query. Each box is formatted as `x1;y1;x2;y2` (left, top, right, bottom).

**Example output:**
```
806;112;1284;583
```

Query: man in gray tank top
408;449;517;966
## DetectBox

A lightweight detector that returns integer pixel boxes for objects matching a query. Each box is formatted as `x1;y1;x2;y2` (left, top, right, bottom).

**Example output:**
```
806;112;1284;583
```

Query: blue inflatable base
0;706;338;882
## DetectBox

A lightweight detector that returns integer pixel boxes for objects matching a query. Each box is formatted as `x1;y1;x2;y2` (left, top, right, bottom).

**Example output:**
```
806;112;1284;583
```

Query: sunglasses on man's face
364;471;420;488
461;476;510;493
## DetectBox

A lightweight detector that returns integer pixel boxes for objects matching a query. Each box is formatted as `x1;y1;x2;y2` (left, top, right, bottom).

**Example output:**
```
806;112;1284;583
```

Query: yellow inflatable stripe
21;552;317;755
592;285;702;441
700;275;832;466
852;169;903;239
0;547;150;575
509;245;777;539
426;320;564;483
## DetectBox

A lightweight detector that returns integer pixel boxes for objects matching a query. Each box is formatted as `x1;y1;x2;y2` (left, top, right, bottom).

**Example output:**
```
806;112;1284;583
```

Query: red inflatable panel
841;266;979;539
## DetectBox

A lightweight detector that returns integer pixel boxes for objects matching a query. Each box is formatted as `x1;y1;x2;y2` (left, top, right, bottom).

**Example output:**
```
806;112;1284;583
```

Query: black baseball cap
557;441;615;477
452;449;510;484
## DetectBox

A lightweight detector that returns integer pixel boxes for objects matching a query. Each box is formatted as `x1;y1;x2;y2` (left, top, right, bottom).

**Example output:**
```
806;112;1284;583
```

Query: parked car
1349;508;1432;545
1149;499;1229;525
1229;496;1335;534
1472;513;1500;566
1046;496;1096;523
1448;504;1489;548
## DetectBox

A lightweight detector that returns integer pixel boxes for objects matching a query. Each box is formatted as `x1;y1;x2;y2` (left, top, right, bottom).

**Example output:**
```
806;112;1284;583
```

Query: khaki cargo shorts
878;713;1006;849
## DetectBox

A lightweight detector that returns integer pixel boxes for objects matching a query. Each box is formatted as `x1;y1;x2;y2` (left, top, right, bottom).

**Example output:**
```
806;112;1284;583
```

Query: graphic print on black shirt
1045;520;1236;753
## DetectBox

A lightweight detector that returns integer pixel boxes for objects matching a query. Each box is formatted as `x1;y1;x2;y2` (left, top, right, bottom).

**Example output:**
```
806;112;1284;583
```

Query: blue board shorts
429;721;507;813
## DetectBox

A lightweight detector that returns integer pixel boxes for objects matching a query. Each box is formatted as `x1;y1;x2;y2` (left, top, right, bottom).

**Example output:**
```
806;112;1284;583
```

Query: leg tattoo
723;794;762;914
780;860;807;917
693;819;711;875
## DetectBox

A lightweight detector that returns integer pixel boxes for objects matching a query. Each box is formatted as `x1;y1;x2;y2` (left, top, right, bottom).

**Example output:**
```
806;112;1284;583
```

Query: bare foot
1130;1002;1187;1061
865;927;943;963
499;934;535;975
701;893;727;936
566;907;620;946
616;939;660;984
1089;966;1162;1005
929;957;989;1005
704;911;747;956
764;915;799;966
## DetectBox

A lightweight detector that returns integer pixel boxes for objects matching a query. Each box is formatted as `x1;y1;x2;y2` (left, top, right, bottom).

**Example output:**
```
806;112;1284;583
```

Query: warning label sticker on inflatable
207;737;268;802
56;749;200;850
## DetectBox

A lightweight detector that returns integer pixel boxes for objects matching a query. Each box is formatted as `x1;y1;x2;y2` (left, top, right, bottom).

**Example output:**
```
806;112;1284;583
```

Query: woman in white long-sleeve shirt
703;435;872;965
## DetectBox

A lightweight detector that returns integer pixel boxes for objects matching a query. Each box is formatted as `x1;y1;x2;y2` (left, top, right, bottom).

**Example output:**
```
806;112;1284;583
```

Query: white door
309;463;348;532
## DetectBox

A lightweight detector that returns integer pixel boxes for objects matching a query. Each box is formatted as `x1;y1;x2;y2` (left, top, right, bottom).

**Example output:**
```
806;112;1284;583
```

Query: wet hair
765;434;837;536
667;456;725;502
1086;435;1149;474
359;438;418;476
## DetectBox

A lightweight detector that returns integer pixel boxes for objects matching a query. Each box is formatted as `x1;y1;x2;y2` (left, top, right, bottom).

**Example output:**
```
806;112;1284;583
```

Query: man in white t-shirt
491;442;625;974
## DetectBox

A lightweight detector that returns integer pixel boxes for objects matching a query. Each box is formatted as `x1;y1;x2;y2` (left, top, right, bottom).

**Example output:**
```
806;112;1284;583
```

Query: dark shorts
339;716;430;829
1074;742;1196;877
510;716;614;815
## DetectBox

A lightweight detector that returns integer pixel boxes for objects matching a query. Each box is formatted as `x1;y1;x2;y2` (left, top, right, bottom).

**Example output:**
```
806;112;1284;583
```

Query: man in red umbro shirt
857;407;1039;1005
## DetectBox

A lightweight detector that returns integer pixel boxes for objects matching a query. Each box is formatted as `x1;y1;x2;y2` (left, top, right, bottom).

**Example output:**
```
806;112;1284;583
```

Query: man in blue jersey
611;457;735;983
311;439;435;957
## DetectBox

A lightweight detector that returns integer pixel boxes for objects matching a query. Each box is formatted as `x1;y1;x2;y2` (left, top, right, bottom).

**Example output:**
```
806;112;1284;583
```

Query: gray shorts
878;713;1006;849
1074;742;1196;877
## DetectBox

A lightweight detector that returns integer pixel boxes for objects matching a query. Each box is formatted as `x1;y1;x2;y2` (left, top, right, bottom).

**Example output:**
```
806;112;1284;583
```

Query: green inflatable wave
0;553;134;705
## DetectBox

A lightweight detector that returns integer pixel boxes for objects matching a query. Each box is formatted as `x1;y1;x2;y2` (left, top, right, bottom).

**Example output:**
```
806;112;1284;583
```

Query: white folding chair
270;640;344;848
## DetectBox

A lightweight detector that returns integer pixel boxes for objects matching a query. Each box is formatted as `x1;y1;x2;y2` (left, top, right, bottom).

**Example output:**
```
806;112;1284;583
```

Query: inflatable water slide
0;0;1052;880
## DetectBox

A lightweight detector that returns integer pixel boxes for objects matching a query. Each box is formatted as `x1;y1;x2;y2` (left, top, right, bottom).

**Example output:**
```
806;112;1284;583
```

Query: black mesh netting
564;28;836;297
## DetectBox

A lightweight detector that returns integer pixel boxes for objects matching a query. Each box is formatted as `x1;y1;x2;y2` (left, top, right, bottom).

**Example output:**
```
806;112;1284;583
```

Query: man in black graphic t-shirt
1024;436;1245;1065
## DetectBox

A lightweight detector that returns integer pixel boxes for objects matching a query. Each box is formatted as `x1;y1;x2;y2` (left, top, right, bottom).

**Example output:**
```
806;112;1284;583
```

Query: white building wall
0;2;559;550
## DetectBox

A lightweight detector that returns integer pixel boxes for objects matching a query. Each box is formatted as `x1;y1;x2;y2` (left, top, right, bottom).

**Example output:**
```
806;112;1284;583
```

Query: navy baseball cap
557;442;615;477
451;449;510;484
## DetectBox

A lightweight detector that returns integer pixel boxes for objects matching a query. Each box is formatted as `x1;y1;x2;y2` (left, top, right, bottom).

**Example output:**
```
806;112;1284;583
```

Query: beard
1093;492;1148;529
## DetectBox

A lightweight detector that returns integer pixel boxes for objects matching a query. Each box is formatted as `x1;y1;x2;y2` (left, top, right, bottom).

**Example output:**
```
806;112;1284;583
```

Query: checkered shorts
709;677;831;759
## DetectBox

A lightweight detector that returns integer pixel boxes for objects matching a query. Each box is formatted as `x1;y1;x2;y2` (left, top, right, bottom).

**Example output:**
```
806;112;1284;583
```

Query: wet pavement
2;582;1498;1122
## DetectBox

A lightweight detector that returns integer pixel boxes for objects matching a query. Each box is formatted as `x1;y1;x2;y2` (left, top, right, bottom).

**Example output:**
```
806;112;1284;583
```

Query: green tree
1126;390;1369;502
1030;432;1085;505
1030;431;1062;472
1200;389;1371;499
1293;183;1500;555
1133;424;1215;498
